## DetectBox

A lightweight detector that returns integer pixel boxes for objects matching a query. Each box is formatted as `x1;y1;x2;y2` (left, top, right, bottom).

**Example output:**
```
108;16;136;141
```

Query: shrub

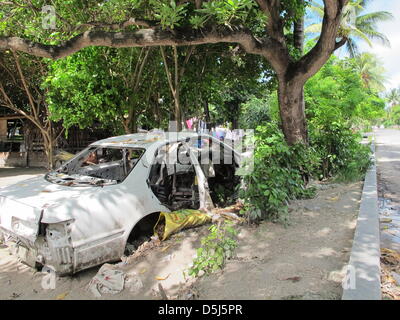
309;120;371;181
239;122;318;223
188;221;238;277
239;96;271;130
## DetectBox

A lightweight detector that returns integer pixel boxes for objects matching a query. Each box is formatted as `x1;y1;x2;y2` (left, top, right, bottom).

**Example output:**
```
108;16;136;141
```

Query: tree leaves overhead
0;0;310;42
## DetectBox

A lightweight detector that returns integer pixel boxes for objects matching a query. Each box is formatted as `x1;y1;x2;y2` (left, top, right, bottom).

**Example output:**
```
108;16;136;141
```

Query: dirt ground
0;167;362;300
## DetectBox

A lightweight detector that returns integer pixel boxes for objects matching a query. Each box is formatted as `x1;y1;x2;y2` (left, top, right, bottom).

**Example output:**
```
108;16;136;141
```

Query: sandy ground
0;167;362;300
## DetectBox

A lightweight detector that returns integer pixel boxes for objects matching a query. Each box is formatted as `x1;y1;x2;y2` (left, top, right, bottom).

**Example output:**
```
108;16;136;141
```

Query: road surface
375;129;400;251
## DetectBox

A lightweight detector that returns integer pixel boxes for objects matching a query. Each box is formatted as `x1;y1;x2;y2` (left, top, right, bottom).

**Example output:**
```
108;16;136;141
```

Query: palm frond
346;38;360;58
358;27;391;46
357;11;394;24
304;23;322;34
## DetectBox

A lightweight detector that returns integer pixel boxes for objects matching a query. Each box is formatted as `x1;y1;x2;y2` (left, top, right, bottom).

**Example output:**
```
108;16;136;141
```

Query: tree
351;52;386;92
0;51;63;168
306;0;393;57
44;46;164;134
160;45;195;131
305;55;385;125
0;0;354;145
386;88;400;109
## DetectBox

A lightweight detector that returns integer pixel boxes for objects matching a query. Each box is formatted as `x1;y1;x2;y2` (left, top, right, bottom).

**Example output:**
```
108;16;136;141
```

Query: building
0;107;112;168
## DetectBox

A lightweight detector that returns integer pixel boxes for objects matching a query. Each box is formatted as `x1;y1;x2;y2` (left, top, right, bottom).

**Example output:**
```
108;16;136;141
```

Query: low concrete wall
0;151;47;168
342;143;381;300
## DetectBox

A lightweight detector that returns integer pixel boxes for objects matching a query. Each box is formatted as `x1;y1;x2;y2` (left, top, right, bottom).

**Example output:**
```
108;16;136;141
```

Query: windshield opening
45;146;145;187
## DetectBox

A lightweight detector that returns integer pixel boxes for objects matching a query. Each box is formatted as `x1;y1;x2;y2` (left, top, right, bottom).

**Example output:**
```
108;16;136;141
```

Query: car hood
0;175;93;210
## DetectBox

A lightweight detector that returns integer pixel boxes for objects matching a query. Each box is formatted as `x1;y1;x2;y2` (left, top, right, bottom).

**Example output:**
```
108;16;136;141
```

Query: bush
309;120;371;181
239;120;371;223
239;122;318;223
188;221;238;277
239;96;271;130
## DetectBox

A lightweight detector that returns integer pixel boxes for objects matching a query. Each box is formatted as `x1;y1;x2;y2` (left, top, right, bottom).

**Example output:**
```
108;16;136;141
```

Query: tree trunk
204;100;210;125
277;76;308;145
42;134;54;170
293;5;305;52
174;89;182;131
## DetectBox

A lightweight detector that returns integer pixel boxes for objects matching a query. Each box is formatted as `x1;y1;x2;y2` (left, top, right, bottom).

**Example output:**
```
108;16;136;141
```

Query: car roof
91;131;208;149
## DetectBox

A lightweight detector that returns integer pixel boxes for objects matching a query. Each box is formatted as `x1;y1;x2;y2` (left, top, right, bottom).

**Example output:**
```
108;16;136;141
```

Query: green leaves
195;0;256;26
239;122;318;224
189;15;208;29
151;0;188;29
188;221;238;277
308;119;371;181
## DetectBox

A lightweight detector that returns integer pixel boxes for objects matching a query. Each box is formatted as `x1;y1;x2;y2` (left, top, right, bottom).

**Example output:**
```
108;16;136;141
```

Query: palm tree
386;88;400;108
352;53;386;92
306;0;393;57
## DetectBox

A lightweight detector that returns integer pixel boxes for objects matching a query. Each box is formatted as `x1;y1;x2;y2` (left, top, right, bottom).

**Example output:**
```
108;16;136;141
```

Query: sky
355;1;400;91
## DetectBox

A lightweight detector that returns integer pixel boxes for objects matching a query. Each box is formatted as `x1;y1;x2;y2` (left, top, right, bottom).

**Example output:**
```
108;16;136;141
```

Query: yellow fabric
154;209;211;241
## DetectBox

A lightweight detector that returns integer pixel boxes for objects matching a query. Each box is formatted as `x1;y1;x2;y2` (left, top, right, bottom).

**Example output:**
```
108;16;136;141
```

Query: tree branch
290;0;349;83
179;45;195;79
77;18;158;31
0;26;269;61
160;46;176;98
335;36;347;50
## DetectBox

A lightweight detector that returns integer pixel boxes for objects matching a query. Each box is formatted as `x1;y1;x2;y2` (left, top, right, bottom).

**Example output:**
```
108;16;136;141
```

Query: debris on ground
87;264;126;297
158;283;168;300
152;202;244;242
381;248;400;300
124;271;144;294
123;236;162;264
211;202;243;215
55;292;69;300
85;202;247;298
279;276;302;283
87;264;145;297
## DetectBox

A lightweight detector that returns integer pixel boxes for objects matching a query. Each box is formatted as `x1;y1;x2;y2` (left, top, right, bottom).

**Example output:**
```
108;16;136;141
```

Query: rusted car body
0;131;244;275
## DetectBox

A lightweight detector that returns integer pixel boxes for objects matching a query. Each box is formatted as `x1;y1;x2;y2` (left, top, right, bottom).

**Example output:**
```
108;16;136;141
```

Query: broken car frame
0;131;252;275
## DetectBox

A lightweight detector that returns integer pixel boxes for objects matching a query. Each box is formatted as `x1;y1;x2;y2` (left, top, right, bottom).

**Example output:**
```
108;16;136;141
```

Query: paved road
375;129;400;251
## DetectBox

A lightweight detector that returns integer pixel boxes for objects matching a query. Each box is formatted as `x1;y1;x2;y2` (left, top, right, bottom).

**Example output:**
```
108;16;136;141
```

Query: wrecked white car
0;132;245;275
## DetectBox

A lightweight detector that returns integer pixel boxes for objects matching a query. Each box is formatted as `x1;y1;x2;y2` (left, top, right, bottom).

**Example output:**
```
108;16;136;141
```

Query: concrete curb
342;142;381;300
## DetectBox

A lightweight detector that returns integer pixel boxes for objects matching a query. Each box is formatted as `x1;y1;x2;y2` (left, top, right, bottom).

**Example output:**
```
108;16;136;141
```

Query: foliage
309;119;371;181
239;122;318;223
43;46;173;134
188;221;238;277
384;105;400;127
44;47;125;132
239;96;271;130
151;0;188;29
304;56;374;181
386;88;400;108
238;53;384;221
0;0;308;41
0;51;61;168
350;53;386;92
305;56;386;128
